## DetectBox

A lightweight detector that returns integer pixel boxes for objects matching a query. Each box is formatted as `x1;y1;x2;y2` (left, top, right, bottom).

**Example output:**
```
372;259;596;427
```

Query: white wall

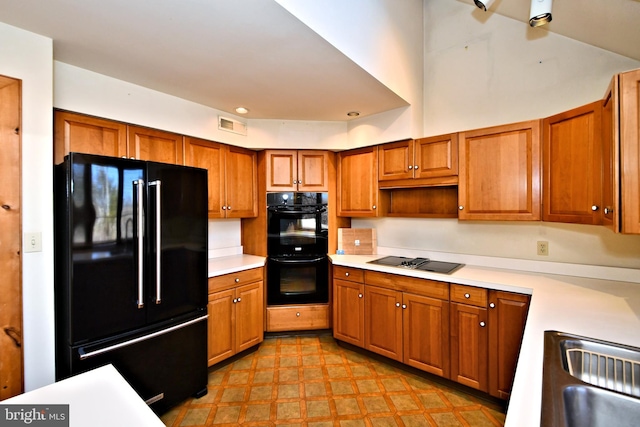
0;22;55;391
423;0;640;136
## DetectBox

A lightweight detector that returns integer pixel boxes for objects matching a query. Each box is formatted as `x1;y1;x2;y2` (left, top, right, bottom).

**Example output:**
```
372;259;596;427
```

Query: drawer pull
464;293;470;299
296;312;300;317
235;278;240;283
345;272;350;277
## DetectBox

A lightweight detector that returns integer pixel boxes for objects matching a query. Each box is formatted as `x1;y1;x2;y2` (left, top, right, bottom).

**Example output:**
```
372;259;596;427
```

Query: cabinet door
128;125;184;165
403;293;450;378
185;137;225;218
265;150;297;192
450;302;488;392
458;120;541;221
332;279;365;347
378;140;413;181
619;69;640;234
338;146;379;217
207;289;235;366
364;286;402;361
54;111;127;164
414;134;459;179
225;145;258;218
543;101;603;224
297;150;329;192
601;76;618;230
235;281;264;353
488;291;530;400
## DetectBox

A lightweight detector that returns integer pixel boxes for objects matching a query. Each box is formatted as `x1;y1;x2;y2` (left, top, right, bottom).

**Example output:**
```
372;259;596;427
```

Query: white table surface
4;364;164;427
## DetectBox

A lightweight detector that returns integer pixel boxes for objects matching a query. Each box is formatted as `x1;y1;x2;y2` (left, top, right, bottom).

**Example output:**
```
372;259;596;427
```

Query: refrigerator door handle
135;179;145;309
77;314;209;360
149;180;162;304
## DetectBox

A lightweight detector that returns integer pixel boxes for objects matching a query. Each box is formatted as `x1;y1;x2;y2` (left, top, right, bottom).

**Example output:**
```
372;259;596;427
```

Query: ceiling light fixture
347;111;360;117
473;0;494;12
235;107;249;114
529;0;552;27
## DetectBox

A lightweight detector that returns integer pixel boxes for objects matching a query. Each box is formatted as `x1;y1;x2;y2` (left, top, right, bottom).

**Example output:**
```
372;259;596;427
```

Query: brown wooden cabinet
265;150;330;192
185;137;257;218
378;135;459;188
266;304;330;332
364;285;403;361
54;110;127;164
488;290;530;400
332;266;365;347
458;120;541;221
128;125;184;165
337;146;381;217
542;101;603;224
207;268;264;366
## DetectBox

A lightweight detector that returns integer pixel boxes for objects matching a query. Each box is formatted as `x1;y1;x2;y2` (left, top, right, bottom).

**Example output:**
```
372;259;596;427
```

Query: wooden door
207;289;236;366
332;279;365;347
543;101;603;224
185;137;225;218
403;293;450;378
337;146;379;217
450;302;488;392
54;110;127;164
364;286;402;361
224;145;258;218
378;140;413;181
0;76;22;399
488;290;530;400
458;120;541;221
265;150;297;192
128;125;184;165
619;69;640;234
414;134;459;179
297;150;329;192
601;76;619;230
235;281;264;353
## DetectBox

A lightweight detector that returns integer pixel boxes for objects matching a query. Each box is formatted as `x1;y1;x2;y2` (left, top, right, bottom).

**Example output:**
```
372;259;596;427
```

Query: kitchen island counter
330;253;640;427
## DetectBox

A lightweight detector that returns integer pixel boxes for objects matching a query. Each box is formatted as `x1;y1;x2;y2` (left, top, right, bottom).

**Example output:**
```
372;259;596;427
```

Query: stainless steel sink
541;331;640;427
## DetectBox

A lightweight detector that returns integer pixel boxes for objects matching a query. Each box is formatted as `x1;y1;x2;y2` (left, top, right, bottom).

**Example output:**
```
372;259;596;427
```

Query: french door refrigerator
54;153;208;413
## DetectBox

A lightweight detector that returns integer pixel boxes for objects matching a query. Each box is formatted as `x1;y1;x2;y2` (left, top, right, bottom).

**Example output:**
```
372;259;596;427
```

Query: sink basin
541;331;640;427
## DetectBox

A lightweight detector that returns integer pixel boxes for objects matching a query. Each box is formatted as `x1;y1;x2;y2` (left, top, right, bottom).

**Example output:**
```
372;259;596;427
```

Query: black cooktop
367;256;463;274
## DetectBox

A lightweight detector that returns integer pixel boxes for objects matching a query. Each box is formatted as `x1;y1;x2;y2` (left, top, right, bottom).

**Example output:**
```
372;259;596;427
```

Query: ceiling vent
218;116;247;136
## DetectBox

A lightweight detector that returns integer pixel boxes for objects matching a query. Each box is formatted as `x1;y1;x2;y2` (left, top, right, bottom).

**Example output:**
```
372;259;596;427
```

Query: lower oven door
267;256;328;305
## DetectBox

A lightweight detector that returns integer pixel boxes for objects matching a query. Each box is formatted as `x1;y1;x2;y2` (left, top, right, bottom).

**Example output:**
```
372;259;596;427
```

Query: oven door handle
270;257;326;264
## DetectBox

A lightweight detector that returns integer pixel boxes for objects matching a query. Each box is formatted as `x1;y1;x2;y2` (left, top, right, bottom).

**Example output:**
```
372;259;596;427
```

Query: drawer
365;270;449;300
208;267;263;293
266;305;330;332
450;284;487;307
333;266;364;283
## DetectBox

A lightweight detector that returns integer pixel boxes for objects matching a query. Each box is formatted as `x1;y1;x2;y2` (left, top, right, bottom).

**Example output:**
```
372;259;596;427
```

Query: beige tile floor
161;334;506;427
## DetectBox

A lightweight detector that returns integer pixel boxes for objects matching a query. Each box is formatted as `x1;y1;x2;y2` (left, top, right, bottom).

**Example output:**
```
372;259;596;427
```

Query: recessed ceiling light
235;107;249;114
347;111;360;117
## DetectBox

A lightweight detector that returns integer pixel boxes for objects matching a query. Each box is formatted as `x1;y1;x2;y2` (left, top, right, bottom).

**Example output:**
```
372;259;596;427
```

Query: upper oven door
267;206;328;256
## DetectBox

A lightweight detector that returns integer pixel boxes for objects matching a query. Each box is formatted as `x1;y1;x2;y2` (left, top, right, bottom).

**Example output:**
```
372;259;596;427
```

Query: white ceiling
1;0;639;122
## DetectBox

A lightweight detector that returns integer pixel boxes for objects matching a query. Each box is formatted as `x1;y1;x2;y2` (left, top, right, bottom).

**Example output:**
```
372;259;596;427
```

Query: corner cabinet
207;268;264;366
337;146;381;217
265;150;330;192
185;137;257;218
458;120;541;221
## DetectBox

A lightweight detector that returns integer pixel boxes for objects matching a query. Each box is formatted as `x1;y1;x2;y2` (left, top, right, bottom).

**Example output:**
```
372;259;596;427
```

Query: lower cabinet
207;268;264;366
364;286;403;361
450;299;488;391
266;304;330;332
332;277;365;347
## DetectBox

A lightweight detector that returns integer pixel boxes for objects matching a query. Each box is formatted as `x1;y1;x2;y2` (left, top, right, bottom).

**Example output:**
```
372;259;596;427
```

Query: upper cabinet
337;146;381;217
458;120;541;221
265;150;329;192
185;137;257;219
542;101;603;225
378;135;459;188
54;111;127;164
127;125;184;165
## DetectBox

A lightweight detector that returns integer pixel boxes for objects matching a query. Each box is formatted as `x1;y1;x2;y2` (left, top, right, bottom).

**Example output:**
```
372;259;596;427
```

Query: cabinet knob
402;304;407;309
489;302;495;308
222;206;226;210
459;206;464;210
604;207;613;214
237;297;241;302
345;272;350;277
464;293;470;299
395;302;400;307
414;165;418;170
233;298;237;303
227;206;231;210
480;321;486;327
592;205;599;211
296;312;301;317
358;293;363;298
372;205;377;209
408;165;413;170
235;278;240;283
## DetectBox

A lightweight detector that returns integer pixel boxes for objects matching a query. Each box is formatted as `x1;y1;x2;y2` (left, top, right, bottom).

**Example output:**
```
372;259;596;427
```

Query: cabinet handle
358;293;363;298
233;298;237;303
237;297;241;302
458;206;464;210
489;302;495;308
414;165;418;170
464;293;470;299
222;206;226;210
604;207;613;214
395;302;400;307
402;304;407;309
408;165;413;170
345;272;350;277
296;312;300;317
592;205;599;211
227;206;231;210
235;278;240;283
372;205;377;209
480;321;486;327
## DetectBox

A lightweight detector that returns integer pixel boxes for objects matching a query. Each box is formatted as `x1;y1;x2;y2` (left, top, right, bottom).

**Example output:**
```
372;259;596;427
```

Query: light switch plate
24;232;42;253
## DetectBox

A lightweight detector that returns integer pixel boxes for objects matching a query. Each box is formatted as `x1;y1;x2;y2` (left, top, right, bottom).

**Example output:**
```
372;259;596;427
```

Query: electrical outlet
537;241;549;256
354;239;360;246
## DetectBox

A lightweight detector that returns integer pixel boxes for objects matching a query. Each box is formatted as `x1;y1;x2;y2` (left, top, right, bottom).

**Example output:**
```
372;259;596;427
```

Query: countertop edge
208;254;266;278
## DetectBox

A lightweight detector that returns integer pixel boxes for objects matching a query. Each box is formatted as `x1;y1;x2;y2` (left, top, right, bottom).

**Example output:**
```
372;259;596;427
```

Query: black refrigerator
54;153;208;414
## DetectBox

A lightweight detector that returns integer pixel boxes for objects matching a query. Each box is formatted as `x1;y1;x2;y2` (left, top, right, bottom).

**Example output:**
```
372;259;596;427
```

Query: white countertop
208;254;266;277
329;254;640;427
3;364;164;426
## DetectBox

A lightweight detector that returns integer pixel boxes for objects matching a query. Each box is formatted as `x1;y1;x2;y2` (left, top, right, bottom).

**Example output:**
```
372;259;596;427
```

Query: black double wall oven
267;192;328;305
